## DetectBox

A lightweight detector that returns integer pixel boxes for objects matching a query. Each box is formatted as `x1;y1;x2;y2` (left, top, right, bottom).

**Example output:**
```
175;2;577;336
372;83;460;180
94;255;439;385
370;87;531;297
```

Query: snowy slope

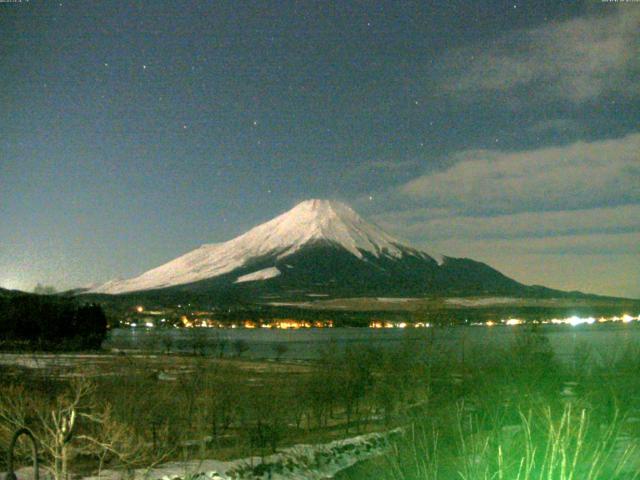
234;267;281;283
90;199;443;294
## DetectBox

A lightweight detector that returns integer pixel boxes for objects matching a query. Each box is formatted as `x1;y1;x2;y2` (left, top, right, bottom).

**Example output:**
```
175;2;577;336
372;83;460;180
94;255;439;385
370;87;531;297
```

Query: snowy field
80;430;399;480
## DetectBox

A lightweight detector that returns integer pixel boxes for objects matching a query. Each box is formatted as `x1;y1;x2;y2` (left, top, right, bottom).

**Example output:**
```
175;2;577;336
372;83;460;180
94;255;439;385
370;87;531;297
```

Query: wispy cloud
442;7;640;103
399;133;640;216
431;232;639;257
373;205;640;296
375;205;640;241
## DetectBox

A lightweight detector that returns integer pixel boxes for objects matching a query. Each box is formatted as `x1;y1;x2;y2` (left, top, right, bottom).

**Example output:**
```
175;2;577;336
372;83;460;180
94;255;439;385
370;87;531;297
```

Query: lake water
104;323;640;364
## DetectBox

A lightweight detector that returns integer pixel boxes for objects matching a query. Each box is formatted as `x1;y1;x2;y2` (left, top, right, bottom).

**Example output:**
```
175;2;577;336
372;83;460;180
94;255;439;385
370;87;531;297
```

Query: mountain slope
90;199;443;294
89;199;537;299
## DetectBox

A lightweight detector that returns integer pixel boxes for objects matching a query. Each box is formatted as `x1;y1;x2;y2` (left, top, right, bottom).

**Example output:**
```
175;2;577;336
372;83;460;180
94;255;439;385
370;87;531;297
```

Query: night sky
1;1;638;297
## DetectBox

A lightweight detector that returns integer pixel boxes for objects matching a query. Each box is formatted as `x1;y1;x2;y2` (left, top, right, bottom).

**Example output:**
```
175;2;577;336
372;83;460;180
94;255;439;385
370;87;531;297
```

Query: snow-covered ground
375;297;418;303
266;301;313;307
83;429;398;480
0;353;105;369
444;297;519;307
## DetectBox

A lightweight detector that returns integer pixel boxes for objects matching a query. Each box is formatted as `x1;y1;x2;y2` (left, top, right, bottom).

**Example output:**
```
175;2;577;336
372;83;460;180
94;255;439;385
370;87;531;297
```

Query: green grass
339;330;640;479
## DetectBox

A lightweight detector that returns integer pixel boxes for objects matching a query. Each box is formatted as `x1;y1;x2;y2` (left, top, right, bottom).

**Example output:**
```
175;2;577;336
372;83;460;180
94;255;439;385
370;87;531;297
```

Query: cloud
443;7;640;103
431;232;638;257
375;205;640;242
399;133;640;216
371;205;640;296
374;133;640;297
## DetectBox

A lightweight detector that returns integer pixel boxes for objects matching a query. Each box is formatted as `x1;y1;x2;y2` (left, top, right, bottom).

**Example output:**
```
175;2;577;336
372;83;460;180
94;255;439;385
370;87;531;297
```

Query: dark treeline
0;292;107;350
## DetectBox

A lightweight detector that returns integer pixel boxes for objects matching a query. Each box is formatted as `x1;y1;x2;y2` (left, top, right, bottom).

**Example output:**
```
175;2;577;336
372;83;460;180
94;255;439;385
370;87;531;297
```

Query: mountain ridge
87;199;603;301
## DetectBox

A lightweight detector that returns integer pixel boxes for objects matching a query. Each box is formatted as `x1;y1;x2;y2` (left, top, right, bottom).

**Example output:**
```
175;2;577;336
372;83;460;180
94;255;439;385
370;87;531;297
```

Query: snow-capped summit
91;199;444;294
246;198;406;260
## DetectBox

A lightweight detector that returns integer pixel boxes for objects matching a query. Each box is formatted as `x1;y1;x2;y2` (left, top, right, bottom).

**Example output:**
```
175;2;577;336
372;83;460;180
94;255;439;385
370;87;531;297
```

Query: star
142;65;147;70
104;63;109;67
183;124;188;129
368;195;374;201
252;120;258;126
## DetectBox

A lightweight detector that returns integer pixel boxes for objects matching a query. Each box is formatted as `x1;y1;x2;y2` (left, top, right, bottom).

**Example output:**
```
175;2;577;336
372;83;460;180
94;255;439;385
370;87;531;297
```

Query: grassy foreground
1;326;640;479
339;329;640;479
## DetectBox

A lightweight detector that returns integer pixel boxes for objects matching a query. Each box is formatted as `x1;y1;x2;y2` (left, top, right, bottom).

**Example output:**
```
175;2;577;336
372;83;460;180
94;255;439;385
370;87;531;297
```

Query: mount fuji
88;199;551;299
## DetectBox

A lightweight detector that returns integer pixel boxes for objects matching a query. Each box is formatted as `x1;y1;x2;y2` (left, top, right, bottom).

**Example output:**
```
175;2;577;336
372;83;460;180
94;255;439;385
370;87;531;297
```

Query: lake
104;322;640;364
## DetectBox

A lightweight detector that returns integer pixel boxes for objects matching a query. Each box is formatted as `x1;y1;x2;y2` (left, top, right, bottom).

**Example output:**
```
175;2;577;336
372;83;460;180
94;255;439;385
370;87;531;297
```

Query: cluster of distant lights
126;306;639;329
127;322;334;329
372;315;640;329
126;307;334;329
485;314;639;327
370;321;421;329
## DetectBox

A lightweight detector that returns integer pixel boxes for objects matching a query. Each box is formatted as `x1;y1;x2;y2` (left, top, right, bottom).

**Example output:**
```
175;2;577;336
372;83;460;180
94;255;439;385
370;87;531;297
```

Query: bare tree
160;330;174;354
272;343;289;362
0;377;161;480
187;328;209;356
233;339;249;358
